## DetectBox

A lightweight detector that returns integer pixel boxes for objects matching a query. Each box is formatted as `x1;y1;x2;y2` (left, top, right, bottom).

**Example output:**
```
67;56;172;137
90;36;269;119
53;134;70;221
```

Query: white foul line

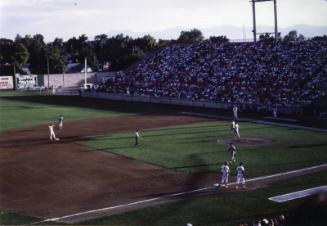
268;185;327;203
246;163;327;182
33;197;161;223
33;163;327;224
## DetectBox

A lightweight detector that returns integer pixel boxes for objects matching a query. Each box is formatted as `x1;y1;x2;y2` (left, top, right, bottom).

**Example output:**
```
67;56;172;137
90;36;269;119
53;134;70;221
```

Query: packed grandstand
95;39;326;112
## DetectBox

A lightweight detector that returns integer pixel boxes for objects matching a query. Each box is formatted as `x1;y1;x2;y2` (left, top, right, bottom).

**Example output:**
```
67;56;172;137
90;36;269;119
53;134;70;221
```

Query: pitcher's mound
216;137;273;145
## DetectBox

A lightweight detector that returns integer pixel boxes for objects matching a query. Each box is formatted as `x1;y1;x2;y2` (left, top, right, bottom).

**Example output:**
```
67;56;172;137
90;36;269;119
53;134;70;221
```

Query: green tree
283;30;299;42
0;38;15;75
177;28;204;43
46;45;66;73
13;43;29;70
0;38;14;64
94;34;108;69
132;35;157;51
16;34;46;74
119;46;145;69
104;34;132;70
209;36;229;44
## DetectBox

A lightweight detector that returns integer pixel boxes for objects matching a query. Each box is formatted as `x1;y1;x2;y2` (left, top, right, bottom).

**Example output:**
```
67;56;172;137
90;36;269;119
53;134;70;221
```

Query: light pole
13;63;16;90
47;54;50;88
84;57;87;85
62;65;65;87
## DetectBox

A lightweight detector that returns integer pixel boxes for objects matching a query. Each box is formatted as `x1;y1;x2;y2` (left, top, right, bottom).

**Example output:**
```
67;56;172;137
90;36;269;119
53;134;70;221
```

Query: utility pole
84;57;87;85
62;65;65;87
13;63;17;90
274;0;278;41
252;0;256;43
47;55;50;87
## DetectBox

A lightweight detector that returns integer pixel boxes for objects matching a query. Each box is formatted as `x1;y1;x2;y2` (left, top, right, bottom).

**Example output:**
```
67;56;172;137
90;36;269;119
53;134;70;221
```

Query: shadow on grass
168;162;218;170
141;154;215;225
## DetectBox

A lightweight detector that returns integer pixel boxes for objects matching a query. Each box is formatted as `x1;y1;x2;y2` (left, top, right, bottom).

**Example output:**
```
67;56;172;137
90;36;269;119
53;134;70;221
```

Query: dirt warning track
0;114;216;222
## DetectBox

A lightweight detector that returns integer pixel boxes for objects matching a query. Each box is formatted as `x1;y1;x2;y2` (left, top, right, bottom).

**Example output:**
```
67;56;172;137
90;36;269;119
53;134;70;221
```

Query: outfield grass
80;121;327;177
82;171;327;226
0;91;131;131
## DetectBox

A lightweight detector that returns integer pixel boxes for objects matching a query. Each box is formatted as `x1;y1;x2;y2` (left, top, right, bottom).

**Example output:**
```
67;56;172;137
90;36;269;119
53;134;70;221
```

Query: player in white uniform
234;122;240;138
228;143;236;163
134;129;140;146
220;161;230;187
273;106;278;118
236;162;246;189
230;120;236;136
58;115;64;130
48;123;59;141
233;105;238;120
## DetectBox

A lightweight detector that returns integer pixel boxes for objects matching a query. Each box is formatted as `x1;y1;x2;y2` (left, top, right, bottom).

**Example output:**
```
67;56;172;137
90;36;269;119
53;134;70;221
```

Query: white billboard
0;76;14;90
16;74;38;88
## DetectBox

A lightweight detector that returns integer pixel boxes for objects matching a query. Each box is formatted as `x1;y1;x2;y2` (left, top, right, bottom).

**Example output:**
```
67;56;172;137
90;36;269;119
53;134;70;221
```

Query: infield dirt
0;114;218;222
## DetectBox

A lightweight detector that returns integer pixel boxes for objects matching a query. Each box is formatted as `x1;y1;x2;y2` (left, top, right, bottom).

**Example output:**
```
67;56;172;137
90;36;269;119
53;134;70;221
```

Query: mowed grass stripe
79;121;327;176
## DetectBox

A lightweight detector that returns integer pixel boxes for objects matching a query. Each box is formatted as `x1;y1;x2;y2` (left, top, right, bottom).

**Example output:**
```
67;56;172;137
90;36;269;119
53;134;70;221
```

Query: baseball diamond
1;2;327;224
0;92;327;225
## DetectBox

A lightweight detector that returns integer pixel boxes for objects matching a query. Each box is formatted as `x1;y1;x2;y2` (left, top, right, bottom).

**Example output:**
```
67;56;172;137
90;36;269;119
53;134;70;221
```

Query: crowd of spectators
96;39;326;110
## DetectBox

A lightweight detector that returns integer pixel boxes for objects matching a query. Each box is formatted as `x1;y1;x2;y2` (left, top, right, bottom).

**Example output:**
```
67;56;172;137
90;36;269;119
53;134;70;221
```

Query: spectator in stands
96;39;326;113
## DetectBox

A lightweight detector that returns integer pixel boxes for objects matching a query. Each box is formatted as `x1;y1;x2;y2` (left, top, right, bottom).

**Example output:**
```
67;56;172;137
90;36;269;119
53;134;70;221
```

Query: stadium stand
96;39;327;112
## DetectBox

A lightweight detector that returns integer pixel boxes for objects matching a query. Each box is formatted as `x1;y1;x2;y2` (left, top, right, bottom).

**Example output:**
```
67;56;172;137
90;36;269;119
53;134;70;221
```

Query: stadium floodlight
250;0;278;42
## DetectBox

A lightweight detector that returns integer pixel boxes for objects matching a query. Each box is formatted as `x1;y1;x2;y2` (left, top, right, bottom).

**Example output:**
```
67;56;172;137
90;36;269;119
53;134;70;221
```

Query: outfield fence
81;91;303;115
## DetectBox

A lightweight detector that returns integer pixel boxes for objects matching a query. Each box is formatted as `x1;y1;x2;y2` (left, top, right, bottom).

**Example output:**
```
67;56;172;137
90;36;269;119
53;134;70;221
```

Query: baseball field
0;91;326;226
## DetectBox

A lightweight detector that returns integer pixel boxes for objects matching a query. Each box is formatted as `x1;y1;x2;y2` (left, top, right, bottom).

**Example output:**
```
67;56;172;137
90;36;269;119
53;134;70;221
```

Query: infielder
236;162;246;189
233;105;238;119
230;120;236;136
220;161;230;187
58;114;64;130
134;129;140;146
228;143;237;163
48;123;59;141
234;122;240;138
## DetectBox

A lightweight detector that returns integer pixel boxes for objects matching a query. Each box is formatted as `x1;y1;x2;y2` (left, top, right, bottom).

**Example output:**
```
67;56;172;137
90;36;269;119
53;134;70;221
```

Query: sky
0;0;326;42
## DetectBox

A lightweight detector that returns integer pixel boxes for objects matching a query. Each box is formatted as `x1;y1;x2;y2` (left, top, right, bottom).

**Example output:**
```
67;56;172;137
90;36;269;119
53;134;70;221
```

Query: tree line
0;29;229;75
0;28;325;75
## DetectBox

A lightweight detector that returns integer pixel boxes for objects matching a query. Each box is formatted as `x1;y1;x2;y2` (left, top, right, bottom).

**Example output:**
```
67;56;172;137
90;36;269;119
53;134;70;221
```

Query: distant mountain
98;24;327;41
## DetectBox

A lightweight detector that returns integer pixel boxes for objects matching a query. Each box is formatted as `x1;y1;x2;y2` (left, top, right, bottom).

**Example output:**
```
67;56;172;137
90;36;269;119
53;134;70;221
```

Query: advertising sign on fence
16;74;38;89
0;76;14;90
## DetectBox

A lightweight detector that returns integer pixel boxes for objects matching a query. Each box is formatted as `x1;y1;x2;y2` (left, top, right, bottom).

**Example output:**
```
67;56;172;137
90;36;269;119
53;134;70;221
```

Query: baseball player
228;143;237;163
58;114;64;130
233;105;238;120
220;161;230;187
134;129;140;146
230;120;236;136
273;106;278;118
234;122;240;138
48;123;59;141
236;162;246;189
